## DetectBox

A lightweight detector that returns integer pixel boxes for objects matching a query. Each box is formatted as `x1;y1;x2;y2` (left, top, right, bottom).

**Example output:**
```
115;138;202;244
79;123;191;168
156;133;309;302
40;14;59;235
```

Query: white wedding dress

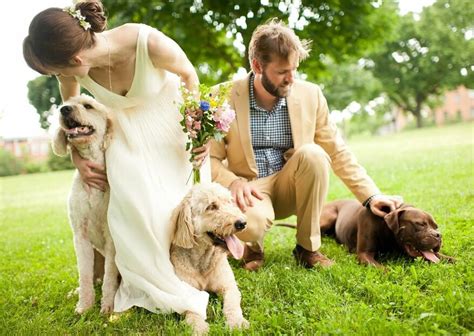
76;24;210;319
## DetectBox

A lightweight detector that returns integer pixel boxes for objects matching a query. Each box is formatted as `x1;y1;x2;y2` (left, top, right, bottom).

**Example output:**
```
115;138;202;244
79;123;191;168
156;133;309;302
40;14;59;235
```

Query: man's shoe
292;244;334;268
242;245;264;272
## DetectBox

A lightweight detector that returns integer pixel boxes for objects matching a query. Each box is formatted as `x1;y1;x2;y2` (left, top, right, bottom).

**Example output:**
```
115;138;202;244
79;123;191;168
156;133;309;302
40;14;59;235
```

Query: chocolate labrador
319;200;454;267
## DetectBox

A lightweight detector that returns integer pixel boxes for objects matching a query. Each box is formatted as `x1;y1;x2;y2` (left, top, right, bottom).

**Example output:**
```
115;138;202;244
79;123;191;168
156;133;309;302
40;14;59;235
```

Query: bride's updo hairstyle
23;0;107;75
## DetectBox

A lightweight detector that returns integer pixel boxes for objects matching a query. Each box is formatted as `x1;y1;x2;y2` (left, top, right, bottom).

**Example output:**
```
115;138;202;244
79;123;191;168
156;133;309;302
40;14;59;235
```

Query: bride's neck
84;32;114;69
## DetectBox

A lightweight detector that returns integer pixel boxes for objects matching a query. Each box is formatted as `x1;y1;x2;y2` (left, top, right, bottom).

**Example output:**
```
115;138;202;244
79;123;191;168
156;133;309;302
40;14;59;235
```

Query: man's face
256;53;299;98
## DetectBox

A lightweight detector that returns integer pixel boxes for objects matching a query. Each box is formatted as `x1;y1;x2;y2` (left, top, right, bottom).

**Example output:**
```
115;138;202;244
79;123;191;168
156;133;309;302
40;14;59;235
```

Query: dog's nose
234;220;246;230
60;105;73;116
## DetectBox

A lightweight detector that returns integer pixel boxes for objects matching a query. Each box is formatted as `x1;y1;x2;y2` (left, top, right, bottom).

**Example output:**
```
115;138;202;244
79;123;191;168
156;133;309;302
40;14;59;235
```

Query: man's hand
71;149;108;192
369;195;404;217
192;142;210;168
229;179;264;212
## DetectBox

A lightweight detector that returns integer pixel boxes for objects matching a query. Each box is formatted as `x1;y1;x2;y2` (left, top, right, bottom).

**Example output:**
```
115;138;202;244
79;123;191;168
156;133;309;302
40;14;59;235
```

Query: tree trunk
416;113;423;128
413;98;424;128
413;109;423;128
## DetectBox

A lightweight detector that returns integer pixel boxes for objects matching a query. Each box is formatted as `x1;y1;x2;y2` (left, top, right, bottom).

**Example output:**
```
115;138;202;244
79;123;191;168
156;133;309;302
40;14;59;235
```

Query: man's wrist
363;194;381;209
229;177;246;187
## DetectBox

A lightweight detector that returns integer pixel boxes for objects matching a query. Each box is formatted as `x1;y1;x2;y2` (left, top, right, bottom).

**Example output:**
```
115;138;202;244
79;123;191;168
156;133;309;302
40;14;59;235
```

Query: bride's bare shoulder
108;23;141;46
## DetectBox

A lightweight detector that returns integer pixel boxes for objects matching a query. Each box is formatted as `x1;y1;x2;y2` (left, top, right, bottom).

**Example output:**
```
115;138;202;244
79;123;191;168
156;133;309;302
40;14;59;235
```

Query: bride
23;1;210;319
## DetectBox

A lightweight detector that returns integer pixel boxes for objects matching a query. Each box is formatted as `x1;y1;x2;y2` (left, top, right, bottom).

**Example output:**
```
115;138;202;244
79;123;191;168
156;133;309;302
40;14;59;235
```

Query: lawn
1;122;473;335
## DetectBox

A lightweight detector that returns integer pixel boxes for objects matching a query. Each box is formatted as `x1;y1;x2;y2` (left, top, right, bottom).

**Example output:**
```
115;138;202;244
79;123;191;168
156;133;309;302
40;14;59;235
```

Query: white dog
52;94;119;314
170;183;250;335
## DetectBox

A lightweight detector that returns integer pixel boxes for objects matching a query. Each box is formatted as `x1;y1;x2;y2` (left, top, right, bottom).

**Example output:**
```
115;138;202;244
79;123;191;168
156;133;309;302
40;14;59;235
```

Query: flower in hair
63;6;91;31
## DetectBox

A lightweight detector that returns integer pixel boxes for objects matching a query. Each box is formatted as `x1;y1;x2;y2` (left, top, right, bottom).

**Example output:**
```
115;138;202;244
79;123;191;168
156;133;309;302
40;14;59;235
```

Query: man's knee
294;144;331;172
236;207;272;243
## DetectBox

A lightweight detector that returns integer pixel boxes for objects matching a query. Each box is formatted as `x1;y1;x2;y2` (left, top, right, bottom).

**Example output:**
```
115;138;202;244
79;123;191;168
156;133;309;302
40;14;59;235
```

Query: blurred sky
0;0;435;139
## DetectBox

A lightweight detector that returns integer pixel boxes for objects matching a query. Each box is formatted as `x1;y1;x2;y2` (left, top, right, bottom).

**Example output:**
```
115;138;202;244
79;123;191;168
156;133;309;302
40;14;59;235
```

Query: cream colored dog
170;183;250;335
52;94;118;314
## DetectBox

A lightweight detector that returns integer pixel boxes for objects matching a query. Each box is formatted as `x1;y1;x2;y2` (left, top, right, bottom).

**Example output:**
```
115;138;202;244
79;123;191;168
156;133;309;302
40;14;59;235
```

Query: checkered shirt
249;74;294;178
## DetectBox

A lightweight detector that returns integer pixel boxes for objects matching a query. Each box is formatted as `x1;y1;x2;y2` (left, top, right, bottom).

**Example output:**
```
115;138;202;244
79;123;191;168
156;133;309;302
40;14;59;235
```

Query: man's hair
248;19;311;67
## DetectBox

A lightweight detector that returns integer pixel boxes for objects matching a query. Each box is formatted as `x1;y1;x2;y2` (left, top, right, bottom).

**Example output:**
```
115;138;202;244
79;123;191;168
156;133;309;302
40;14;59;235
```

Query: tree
319;59;382;112
28;1;399;128
27;76;60;129
103;0;398;83
368;0;474;128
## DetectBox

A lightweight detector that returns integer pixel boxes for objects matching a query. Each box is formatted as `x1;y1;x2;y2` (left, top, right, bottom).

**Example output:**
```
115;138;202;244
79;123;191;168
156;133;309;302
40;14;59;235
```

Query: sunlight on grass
1;123;473;334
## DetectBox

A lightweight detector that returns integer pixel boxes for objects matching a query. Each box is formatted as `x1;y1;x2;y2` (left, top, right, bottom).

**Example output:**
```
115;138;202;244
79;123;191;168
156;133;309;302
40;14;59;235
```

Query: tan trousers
235;144;331;253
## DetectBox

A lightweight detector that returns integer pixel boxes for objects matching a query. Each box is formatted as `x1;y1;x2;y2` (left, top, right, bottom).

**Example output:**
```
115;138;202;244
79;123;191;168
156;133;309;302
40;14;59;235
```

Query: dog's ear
171;195;195;248
101;117;114;151
384;208;405;234
51;128;68;157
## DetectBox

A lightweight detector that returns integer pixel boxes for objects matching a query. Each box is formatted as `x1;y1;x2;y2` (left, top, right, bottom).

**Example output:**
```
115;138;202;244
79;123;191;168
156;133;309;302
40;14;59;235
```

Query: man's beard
261;71;291;98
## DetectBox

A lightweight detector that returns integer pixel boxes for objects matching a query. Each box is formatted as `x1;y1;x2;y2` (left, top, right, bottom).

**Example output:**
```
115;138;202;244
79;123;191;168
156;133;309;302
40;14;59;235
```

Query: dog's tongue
421;251;440;263
224;235;244;260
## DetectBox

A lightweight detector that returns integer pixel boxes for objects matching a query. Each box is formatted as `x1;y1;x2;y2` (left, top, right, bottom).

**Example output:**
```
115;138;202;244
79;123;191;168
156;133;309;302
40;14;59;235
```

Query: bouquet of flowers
179;83;235;184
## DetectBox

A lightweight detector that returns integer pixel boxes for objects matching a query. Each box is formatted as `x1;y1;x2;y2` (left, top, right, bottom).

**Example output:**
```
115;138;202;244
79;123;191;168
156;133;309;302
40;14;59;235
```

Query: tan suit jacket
210;73;380;203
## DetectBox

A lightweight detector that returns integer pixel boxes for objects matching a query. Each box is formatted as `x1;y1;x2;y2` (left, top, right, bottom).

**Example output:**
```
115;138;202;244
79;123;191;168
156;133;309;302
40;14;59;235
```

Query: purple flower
199;101;210;112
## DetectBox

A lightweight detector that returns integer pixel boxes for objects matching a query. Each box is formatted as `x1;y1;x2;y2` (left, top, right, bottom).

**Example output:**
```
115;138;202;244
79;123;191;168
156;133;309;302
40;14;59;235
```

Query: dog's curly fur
52;94;119;314
170;183;249;335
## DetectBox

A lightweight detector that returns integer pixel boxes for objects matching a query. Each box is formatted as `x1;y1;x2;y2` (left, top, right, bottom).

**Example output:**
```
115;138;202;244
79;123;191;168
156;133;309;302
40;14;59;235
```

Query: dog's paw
436;253;456;263
227;317;250;330
191;321;209;336
100;293;115;314
75;295;94;314
185;312;209;336
100;302;114;314
75;301;94;314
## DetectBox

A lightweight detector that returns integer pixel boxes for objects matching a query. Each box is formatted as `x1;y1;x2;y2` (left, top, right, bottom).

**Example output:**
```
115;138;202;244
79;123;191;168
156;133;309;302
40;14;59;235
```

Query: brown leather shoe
292;244;334;268
242;245;264;272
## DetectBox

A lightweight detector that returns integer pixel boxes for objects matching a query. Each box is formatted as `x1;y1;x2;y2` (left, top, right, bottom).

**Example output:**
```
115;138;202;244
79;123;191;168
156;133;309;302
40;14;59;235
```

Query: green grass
1;122;473;335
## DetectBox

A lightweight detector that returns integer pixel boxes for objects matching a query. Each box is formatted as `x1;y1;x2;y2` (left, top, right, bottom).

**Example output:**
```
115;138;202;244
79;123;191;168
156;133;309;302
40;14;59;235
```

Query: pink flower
185;115;194;131
189;129;197;139
193;120;201;131
213;105;235;132
185;107;202;119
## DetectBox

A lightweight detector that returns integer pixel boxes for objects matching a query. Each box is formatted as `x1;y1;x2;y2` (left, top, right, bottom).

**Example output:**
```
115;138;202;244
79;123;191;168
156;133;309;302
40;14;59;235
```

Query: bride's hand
192;142;210;168
71;148;109;192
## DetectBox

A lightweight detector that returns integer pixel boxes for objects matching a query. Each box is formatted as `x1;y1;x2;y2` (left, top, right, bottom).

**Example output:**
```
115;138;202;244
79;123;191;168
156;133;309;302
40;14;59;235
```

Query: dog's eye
206;203;219;211
83;104;93;109
414;222;426;230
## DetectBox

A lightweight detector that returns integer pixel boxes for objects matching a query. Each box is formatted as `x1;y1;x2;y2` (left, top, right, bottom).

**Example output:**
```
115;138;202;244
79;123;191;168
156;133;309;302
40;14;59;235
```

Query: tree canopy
28;0;399;130
27;76;60;129
103;0;398;83
368;0;473;127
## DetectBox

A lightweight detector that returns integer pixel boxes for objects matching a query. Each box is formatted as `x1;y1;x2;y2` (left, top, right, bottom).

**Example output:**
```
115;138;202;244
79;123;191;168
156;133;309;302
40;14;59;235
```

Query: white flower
63;6;91;31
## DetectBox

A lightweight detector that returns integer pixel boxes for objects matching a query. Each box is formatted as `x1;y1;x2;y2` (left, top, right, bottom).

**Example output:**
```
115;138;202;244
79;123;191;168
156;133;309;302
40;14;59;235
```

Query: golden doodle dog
170;183;249;335
52;94;119;314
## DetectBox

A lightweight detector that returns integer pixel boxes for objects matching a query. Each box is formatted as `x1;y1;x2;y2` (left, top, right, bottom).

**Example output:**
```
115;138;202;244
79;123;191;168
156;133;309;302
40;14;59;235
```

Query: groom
210;19;401;271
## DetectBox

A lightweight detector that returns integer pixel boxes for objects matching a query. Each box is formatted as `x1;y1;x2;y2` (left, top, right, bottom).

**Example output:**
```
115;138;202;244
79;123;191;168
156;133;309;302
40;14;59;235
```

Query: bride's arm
57;75;80;101
147;29;210;167
147;29;200;93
